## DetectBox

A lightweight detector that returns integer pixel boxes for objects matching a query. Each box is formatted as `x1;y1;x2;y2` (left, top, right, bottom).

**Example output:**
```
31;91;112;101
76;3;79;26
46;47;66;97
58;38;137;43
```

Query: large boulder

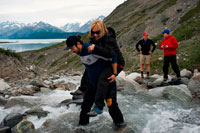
126;72;141;80
5;97;41;109
116;76;144;94
180;69;192;78
12;120;35;133
0;113;24;129
0;96;8;106
188;74;200;94
162;85;192;106
0;79;10;91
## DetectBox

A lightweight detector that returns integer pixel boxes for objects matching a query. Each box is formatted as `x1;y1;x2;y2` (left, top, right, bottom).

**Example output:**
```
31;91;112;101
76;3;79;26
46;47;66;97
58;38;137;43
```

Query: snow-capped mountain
0;21;81;39
61;15;105;33
60;23;81;32
0;21;26;38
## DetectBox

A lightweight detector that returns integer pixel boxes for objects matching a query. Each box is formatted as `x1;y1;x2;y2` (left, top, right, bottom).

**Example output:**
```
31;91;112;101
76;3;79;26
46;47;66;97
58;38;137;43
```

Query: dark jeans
163;55;180;79
79;81;124;125
79;65;124;110
78;70;88;92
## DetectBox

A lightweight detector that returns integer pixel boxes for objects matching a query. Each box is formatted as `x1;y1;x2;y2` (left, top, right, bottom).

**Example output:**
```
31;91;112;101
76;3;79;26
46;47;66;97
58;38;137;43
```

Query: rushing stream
0;75;200;133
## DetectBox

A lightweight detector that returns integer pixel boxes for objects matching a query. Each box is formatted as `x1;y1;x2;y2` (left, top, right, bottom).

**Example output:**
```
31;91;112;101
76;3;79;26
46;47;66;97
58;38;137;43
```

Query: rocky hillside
6;0;199;79
104;0;200;73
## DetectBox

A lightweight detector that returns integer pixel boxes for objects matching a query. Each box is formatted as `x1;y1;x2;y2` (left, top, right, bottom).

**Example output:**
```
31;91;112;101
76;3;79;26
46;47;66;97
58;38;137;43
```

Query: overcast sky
0;0;125;26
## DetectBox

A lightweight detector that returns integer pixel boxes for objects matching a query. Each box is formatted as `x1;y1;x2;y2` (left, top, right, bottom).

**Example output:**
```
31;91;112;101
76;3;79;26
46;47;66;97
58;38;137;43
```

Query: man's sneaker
70;90;83;96
115;122;127;128
87;105;102;117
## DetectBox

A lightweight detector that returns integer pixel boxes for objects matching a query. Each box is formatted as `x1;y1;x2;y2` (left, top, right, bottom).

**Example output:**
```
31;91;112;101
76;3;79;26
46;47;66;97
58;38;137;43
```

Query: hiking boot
141;73;144;78
87;105;102;117
146;73;150;79
115;122;127;128
70;90;83;96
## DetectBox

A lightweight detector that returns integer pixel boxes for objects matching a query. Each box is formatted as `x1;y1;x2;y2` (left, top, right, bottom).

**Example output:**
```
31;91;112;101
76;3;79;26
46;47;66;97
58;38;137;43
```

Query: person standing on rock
136;32;156;78
160;29;181;81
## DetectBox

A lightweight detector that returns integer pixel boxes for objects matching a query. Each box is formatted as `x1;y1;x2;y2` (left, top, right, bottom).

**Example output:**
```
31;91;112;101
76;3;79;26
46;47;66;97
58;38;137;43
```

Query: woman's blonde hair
89;20;108;39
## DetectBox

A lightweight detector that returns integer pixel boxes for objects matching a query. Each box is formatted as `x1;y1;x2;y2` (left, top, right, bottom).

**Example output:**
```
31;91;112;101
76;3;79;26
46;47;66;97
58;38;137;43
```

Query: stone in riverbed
0;113;25;129
12;120;35;133
162;85;192;106
25;107;50;118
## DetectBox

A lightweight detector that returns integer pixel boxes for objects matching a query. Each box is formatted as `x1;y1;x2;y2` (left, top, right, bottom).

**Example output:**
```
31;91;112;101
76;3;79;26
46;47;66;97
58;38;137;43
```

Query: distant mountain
0;21;25;38
0;21;82;39
60;23;81;32
61;15;105;33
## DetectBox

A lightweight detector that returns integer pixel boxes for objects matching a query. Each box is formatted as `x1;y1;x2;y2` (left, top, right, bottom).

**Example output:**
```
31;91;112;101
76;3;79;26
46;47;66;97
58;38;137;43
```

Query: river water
0;75;200;133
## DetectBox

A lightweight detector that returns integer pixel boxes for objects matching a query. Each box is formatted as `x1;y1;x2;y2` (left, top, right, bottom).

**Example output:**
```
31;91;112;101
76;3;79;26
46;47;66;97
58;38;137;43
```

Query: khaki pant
140;54;151;64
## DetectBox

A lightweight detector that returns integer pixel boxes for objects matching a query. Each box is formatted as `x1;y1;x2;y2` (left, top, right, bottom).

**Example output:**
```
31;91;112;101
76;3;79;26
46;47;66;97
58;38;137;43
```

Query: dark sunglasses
91;30;101;35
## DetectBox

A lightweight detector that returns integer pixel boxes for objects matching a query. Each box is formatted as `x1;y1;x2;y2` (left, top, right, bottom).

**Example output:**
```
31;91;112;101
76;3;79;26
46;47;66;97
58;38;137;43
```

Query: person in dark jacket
136;32;156;78
71;27;125;95
76;20;126;128
160;29;181;81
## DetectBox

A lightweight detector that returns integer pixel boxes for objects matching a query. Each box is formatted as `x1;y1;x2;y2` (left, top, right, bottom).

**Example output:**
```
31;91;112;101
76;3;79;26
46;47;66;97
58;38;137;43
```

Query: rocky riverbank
0;68;200;132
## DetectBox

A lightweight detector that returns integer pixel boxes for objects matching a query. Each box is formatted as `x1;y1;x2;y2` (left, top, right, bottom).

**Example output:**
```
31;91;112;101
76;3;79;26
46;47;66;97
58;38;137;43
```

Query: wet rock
25;107;49;118
188;74;200;94
162;85;192;105
118;71;126;79
147;86;166;98
116;76;144;94
40;87;51;93
51;82;77;91
60;98;83;106
0;96;8;106
180;77;190;86
25;85;40;92
12;120;35;133
30;80;47;88
0;79;10;91
134;76;145;84
40;112;134;133
126;72;141;80
17;88;34;96
5;97;40;109
43;80;52;85
64;82;77;91
180;69;192;78
0;113;24;129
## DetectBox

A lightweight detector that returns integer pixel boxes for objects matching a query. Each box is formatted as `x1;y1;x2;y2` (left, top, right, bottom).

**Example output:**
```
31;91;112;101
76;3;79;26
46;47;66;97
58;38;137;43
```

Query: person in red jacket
160;29;181;81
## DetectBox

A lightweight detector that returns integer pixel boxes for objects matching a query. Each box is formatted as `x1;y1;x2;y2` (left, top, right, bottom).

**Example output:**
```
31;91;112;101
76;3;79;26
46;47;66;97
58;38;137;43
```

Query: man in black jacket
136;32;156;78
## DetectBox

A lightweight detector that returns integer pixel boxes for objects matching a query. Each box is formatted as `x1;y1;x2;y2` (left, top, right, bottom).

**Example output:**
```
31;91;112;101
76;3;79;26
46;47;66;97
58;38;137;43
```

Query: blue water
0;39;65;52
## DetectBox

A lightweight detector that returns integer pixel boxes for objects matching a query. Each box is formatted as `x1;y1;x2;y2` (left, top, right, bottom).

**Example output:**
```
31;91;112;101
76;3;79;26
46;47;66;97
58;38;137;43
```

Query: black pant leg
107;82;124;124
78;69;89;93
163;56;170;79
79;85;96;125
95;66;113;110
170;55;181;77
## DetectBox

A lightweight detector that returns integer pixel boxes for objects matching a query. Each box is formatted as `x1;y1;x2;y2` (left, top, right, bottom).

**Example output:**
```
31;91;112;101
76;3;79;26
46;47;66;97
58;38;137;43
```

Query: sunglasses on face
91;30;100;35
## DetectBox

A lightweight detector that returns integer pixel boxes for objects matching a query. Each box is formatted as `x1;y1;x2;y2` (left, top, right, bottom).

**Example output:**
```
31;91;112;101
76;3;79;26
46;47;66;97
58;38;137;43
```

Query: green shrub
0;48;21;60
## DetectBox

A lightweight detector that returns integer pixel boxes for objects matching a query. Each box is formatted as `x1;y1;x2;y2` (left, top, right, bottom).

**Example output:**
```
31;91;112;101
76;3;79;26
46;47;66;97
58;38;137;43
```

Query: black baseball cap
65;36;80;50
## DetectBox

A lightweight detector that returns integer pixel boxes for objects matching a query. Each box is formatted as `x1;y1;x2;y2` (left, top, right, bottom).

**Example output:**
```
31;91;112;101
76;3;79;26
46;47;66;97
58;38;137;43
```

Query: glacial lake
0;39;66;52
